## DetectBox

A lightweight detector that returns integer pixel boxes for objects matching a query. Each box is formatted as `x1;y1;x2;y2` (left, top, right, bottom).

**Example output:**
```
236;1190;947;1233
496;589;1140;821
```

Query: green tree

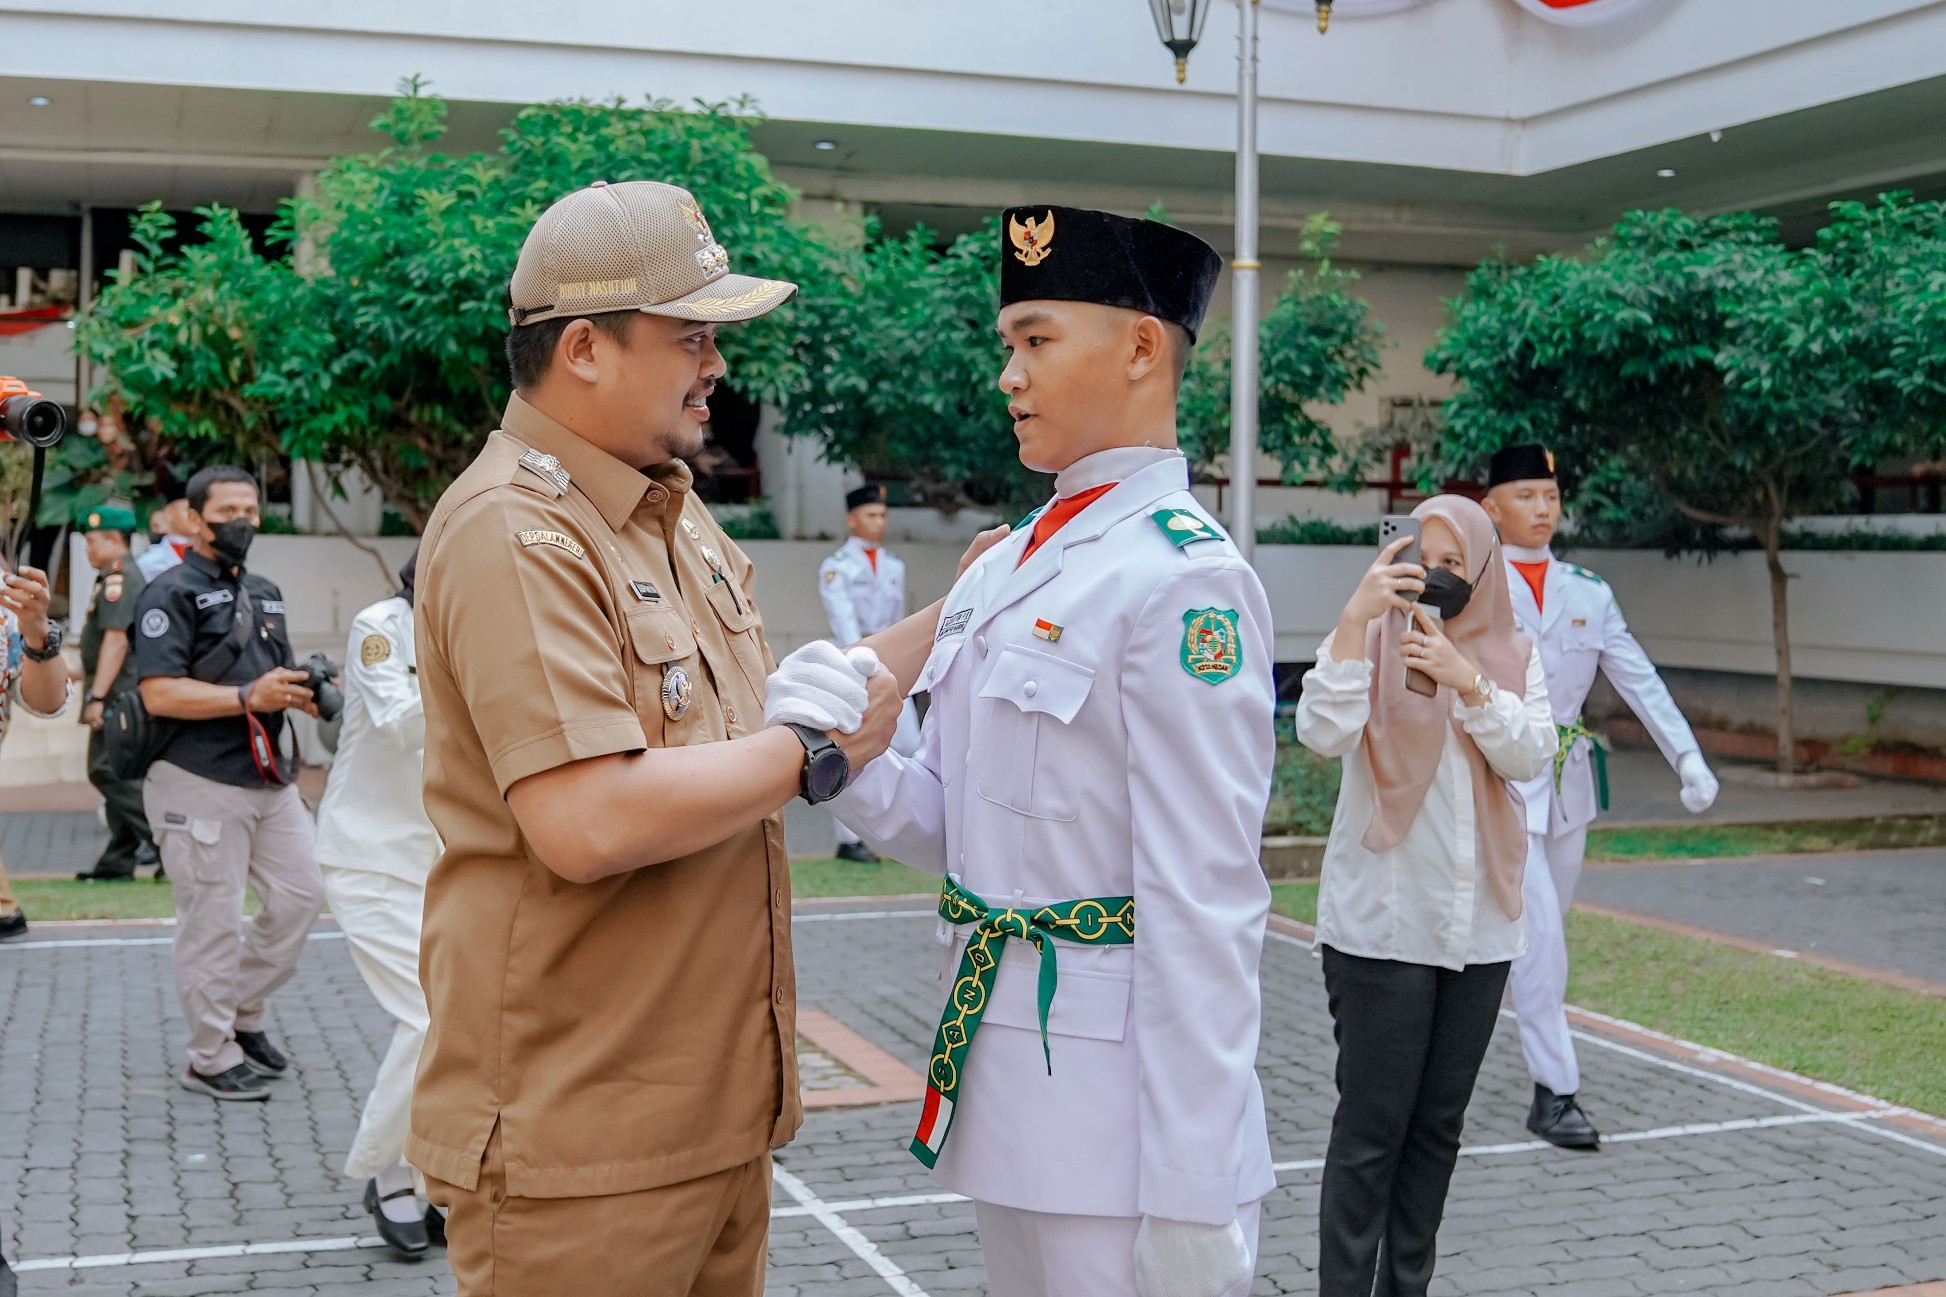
786;218;1047;513
1427;199;1946;773
1177;214;1386;483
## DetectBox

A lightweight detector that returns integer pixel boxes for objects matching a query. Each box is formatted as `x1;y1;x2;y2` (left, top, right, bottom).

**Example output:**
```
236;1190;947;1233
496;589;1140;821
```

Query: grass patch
1270;882;1319;926
6;877;262;922
790;857;935;899
1564;908;1946;1116
1586;814;1946;862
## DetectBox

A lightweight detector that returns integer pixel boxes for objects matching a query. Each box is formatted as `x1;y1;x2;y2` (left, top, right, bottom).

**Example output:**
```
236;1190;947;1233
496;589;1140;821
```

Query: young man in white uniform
313;550;443;1255
1484;444;1720;1148
766;207;1276;1297
818;483;918;861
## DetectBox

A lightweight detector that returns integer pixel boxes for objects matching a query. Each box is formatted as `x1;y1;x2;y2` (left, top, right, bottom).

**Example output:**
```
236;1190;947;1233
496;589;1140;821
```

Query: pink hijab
1359;495;1533;920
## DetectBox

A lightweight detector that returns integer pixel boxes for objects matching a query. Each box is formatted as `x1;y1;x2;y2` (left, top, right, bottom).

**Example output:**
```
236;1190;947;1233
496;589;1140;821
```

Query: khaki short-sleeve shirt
409;394;799;1199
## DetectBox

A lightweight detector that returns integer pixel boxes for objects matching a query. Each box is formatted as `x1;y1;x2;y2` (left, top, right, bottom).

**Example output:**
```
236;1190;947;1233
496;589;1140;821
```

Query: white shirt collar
1502;543;1554;564
844;535;879;557
1054;444;1184;499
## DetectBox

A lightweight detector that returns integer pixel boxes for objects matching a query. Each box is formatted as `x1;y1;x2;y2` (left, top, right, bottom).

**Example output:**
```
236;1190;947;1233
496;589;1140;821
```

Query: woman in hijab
1296;494;1557;1297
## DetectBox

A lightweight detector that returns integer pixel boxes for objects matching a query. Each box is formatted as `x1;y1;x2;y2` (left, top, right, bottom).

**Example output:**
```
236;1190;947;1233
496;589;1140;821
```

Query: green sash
910;876;1135;1168
1554;718;1610;811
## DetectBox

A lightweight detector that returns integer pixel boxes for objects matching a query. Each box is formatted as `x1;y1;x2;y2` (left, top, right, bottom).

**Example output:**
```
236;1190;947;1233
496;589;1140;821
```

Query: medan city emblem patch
1009;210;1056;267
1180;608;1242;685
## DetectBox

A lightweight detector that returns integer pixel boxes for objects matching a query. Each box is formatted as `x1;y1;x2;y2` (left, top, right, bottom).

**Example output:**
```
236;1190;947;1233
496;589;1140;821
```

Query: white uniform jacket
819;536;907;643
1503;545;1700;838
314;597;440;882
831;446;1277;1227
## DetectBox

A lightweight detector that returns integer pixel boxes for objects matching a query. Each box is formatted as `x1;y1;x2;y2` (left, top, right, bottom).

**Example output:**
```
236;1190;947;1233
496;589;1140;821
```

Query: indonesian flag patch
910;1084;955;1167
1031;618;1063;643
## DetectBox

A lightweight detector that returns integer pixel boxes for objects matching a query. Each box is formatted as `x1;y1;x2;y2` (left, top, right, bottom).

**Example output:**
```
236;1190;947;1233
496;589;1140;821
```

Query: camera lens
0;395;67;449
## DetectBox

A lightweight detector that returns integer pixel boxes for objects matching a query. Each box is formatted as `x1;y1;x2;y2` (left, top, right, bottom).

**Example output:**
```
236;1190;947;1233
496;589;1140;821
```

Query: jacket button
976;636;988;657
775;987;787;1004
1023;680;1039;698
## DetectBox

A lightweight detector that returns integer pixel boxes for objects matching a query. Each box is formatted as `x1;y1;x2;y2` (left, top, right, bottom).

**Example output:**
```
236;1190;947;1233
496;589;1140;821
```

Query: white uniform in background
829;446;1277;1297
313;596;439;1181
1503;544;1706;1096
819;535;919;848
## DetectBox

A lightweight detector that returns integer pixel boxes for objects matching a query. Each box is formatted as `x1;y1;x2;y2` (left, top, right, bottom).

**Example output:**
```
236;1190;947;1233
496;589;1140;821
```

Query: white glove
1677;751;1719;814
1133;1216;1251;1297
763;641;872;733
843;645;888;680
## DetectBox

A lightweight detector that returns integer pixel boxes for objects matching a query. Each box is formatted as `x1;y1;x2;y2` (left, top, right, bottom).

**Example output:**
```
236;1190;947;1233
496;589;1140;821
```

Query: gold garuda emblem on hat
677;196;714;247
1009;211;1056;267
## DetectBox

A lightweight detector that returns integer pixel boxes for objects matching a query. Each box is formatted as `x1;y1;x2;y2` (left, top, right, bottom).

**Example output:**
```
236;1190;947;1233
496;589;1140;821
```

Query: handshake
764;640;905;772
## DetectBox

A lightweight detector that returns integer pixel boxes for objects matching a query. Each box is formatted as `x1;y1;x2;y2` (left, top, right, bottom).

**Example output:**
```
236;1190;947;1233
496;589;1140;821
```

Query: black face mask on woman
210;519;258;568
1417;567;1476;621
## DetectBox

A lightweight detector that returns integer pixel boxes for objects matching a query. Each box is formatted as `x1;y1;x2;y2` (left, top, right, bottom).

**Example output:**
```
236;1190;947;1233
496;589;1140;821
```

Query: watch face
807;749;849;802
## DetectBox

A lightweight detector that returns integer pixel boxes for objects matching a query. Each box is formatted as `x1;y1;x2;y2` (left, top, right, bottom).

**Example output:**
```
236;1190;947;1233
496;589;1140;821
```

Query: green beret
76;506;138;533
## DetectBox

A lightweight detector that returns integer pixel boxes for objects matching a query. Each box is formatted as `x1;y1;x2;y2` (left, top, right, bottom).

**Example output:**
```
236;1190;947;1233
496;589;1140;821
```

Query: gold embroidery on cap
557;277;639;300
517;529;587;560
1009;211;1056;267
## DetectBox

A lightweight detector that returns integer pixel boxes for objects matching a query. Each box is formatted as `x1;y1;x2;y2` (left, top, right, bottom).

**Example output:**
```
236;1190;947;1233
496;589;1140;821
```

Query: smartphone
1404;605;1440;697
1379;514;1422;571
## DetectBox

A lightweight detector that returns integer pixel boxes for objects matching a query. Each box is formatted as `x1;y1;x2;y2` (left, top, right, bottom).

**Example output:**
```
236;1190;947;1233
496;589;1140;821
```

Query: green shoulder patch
1151;508;1224;548
1180;608;1243;685
1566;563;1606;585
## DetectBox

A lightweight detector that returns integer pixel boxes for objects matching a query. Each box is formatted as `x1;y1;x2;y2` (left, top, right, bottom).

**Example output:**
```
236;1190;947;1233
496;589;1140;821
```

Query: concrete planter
1261;834;1328;881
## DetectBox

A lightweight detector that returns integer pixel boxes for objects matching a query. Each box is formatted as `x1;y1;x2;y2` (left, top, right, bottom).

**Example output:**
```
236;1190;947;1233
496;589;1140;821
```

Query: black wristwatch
787;723;851;805
21;621;63;663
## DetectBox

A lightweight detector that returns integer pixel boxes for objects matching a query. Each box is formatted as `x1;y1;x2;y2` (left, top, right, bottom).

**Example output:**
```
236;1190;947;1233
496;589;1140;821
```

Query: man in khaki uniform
411;180;915;1296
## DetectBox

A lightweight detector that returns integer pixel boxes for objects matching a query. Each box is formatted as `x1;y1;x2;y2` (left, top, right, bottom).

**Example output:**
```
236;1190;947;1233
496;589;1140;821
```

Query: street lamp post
1148;0;1332;560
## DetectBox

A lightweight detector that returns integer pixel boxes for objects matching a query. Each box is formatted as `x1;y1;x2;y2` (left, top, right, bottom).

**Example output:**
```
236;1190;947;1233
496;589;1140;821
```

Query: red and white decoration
1506;0;1674;26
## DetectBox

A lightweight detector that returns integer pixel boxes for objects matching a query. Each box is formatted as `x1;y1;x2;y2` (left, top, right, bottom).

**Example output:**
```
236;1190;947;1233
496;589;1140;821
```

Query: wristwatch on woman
1464;672;1496;707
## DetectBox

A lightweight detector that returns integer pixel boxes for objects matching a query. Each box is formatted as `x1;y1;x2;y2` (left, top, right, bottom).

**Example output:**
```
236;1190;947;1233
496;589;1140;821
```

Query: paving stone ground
3;904;1944;1296
1578;848;1946;986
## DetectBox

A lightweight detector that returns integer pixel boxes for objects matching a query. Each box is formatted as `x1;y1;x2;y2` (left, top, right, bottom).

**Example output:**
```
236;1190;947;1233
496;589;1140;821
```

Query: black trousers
1317;946;1510;1297
86;727;155;877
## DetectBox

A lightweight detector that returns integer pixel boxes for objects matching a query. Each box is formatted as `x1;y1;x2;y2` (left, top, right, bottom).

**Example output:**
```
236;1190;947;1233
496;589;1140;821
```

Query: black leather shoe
1528;1083;1601;1149
0;910;25;943
235;1030;290;1079
835;842;880;864
365;1180;430;1258
180;1063;269;1102
424;1204;447;1248
75;869;137;882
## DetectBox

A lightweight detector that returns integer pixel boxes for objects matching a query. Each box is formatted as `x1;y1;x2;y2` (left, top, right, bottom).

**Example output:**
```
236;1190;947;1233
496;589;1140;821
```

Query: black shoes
365;1180;431;1259
0;910;25;943
424;1204;447;1249
235;1031;291;1079
836;842;880;864
181;1063;270;1102
75;868;136;882
1528;1083;1601;1149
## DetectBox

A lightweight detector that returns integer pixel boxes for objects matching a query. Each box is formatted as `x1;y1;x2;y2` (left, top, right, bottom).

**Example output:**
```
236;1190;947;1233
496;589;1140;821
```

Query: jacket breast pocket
974;644;1095;822
625;607;696;740
1558;619;1602;656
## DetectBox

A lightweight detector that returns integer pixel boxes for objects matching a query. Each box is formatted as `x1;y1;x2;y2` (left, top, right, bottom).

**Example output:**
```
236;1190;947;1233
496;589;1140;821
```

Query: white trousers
1509;826;1589;1095
975;1200;1262;1297
318;865;429;1180
836;699;921;847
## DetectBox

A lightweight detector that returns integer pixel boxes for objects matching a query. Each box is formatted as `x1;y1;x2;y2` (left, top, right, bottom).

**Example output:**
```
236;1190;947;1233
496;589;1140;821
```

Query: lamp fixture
1657;168;1677;178
813;139;839;152
28;96;50;107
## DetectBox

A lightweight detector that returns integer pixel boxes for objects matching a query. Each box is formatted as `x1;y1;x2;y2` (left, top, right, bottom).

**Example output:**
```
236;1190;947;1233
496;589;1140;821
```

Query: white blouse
1296;633;1557;970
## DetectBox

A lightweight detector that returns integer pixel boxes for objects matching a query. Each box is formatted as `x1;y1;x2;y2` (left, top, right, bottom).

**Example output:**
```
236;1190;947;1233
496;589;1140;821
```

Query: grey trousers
144;761;324;1075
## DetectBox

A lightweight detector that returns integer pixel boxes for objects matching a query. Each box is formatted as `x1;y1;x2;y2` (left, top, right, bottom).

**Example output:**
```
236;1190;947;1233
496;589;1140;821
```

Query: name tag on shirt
937;608;973;641
261;600;285;614
195;590;234;610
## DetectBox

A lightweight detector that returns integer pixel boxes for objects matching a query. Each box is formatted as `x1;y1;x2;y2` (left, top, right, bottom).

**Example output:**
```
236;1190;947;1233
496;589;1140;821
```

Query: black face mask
1418;567;1476;621
210;519;257;567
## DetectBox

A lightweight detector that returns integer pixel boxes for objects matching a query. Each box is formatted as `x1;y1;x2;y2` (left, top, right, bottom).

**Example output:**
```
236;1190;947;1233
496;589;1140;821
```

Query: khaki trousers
318;865;428;1179
144;761;323;1075
427;1132;771;1297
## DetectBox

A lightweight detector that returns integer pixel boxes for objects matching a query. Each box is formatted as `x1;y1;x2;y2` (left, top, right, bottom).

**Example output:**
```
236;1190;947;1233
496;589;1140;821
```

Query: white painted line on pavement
773;1190;968;1219
1;931;344;951
772;1163;934;1297
15;1233;383;1272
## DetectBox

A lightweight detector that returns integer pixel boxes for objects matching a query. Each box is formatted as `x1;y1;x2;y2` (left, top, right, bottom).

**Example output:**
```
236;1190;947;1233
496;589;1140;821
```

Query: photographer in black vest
132;465;327;1102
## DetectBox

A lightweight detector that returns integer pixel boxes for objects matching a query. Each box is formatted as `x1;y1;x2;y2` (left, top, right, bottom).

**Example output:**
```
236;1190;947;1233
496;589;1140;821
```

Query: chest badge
1180;608;1243;685
662;665;693;720
680;518;702;541
630;580;661;603
1571;617;1588;627
1031;618;1063;643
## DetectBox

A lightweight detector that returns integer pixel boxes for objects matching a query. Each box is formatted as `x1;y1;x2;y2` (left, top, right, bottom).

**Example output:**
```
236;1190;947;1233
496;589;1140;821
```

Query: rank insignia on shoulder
1180;607;1242;685
1031;618;1063;643
1566;563;1606;585
517;528;587;560
937;608;973;641
360;634;391;667
1150;508;1223;548
517;449;571;497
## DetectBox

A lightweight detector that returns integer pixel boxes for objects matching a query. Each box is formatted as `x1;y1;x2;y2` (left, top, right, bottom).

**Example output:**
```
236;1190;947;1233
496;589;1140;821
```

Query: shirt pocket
703;579;769;699
974;644;1096;822
1560;619;1602;655
624;607;697;743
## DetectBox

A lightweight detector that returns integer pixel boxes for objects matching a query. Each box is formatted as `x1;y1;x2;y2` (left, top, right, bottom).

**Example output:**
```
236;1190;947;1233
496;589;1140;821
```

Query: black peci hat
845;484;886;512
1486;444;1557;489
998;207;1223;343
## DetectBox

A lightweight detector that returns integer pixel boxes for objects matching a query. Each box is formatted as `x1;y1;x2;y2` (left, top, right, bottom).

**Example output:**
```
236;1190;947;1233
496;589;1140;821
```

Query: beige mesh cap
508;180;798;326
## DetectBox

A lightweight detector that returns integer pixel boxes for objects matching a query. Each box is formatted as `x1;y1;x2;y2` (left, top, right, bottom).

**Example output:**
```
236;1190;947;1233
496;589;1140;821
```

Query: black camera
296;653;344;723
0;377;67;449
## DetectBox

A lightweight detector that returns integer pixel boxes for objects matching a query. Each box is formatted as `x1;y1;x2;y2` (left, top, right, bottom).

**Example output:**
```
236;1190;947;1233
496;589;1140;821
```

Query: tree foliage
1426;197;1946;770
